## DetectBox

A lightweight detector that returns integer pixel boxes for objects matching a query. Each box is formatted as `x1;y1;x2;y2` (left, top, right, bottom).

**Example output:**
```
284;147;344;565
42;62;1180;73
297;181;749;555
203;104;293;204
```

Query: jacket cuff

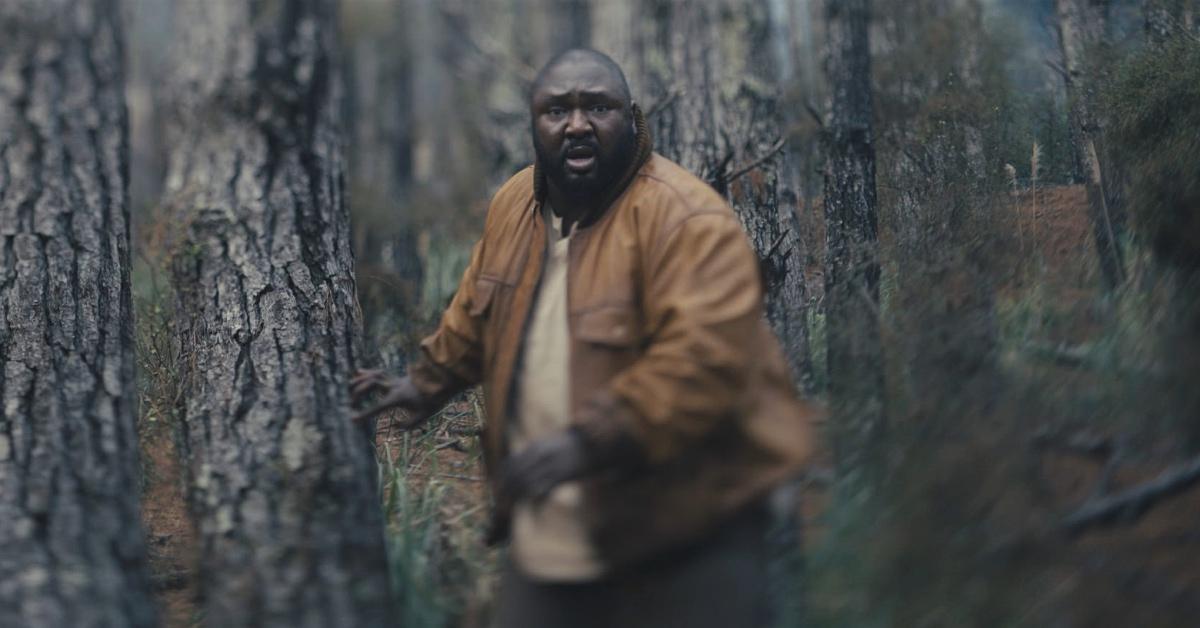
407;349;469;409
572;390;646;464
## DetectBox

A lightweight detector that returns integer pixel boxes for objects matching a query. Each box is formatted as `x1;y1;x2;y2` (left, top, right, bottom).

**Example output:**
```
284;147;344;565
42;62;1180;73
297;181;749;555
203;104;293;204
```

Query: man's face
530;58;634;200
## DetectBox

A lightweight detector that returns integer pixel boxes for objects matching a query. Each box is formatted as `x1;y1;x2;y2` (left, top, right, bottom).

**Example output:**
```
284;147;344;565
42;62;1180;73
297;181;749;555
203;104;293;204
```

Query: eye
590;104;610;114
546;106;567;117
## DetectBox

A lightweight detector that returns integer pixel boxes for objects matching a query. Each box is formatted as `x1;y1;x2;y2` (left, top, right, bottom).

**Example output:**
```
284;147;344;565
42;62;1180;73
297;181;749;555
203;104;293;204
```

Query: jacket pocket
574;305;640;348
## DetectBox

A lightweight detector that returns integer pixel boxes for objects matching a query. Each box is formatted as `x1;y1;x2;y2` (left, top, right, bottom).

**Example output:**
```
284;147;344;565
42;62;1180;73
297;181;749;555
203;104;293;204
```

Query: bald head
529;48;632;108
528;48;637;210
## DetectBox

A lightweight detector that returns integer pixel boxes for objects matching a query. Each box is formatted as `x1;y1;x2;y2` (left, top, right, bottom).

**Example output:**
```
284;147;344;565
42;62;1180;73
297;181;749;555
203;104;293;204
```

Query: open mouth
564;144;597;173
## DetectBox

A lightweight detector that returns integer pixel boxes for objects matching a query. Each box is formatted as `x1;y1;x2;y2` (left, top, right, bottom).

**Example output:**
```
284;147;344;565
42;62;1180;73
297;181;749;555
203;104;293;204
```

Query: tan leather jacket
409;153;817;568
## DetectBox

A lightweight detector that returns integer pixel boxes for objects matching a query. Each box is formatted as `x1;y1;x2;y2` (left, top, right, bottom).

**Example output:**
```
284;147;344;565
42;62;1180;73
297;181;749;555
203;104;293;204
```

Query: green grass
378;410;496;628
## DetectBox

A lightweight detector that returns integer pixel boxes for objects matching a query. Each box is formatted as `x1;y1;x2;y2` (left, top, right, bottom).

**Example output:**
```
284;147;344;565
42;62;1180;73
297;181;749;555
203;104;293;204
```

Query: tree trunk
594;0;813;387
822;0;886;469
0;2;157;626
1057;0;1126;291
163;1;394;626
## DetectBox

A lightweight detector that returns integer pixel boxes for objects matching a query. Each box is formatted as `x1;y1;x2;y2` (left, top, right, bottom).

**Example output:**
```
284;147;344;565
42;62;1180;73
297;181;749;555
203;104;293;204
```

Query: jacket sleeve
407;238;487;406
573;211;765;464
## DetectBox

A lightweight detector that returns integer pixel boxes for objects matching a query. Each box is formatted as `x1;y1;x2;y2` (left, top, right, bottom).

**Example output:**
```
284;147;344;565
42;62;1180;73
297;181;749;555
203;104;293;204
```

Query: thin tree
822;0;886;469
0;1;156;626
1056;0;1126;290
162;0;394;625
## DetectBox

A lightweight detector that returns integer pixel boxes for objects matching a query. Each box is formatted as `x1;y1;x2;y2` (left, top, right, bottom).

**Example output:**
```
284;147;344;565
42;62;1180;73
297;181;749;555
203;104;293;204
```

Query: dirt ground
140;424;200;628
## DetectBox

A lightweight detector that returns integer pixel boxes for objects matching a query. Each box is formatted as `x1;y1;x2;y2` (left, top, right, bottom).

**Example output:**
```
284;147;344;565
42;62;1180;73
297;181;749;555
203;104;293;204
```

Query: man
351;49;816;627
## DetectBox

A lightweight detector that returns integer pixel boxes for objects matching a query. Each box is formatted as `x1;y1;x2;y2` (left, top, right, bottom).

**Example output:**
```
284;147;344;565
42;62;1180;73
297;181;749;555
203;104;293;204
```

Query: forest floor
138;184;1200;627
140;422;200;627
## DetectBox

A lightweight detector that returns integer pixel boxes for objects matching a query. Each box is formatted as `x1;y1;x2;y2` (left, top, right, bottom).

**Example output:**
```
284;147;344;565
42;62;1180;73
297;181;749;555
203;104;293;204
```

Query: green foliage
132;241;183;465
379;422;495;628
1107;35;1200;271
382;441;454;628
805;476;889;628
381;435;457;628
1106;33;1200;449
809;6;1200;628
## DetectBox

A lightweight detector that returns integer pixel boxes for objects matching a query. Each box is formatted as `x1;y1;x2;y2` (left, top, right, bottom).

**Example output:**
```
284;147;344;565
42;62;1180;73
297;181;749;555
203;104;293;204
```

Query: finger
348;369;382;388
351;400;394;423
349;370;383;389
355;367;383;379
386;410;425;432
350;377;387;399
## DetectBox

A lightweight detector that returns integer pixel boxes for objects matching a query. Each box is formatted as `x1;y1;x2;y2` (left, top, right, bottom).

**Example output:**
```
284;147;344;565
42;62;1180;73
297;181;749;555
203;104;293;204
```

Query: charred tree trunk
163;1;393;626
822;0;885;469
1056;0;1126;291
0;2;156;626
595;0;813;387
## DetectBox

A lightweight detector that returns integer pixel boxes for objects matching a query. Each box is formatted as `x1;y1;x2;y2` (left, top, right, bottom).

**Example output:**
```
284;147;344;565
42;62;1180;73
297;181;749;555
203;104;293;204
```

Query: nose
565;108;591;139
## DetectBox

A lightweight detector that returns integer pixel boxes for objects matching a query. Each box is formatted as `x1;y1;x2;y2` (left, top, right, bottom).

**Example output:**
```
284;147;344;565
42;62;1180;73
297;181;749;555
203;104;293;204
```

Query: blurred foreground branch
1062;454;1200;536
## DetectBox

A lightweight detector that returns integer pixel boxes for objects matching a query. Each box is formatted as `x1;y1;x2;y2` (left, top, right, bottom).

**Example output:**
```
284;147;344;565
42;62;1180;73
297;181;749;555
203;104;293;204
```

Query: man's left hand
500;429;594;504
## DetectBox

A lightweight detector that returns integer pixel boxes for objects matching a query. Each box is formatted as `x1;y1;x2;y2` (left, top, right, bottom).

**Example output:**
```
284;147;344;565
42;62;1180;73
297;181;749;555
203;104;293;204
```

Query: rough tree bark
822;0;885;468
1056;0;1126;291
594;0;813;387
0;2;156;626
163;1;394;626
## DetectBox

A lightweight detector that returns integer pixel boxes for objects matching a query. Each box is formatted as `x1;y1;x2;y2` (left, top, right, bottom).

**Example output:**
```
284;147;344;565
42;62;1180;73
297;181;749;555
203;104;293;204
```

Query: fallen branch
1062;454;1200;537
1031;426;1113;459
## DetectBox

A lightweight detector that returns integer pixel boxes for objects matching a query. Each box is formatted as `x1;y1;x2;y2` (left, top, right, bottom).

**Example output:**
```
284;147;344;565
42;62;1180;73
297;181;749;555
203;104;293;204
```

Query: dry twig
723;136;788;184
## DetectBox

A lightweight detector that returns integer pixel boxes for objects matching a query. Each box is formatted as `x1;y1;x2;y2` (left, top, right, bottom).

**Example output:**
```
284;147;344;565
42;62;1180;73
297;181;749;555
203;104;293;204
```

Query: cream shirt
509;205;605;581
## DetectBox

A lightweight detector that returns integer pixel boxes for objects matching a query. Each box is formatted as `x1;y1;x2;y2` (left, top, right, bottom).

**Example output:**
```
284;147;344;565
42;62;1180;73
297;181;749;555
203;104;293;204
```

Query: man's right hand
348;368;434;429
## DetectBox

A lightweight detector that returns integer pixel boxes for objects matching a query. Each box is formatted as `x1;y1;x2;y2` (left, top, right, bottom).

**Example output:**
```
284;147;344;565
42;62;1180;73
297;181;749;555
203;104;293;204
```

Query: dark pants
492;504;770;628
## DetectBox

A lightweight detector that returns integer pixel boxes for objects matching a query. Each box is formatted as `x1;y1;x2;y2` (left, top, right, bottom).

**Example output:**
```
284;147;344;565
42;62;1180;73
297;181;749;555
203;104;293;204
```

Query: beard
534;126;636;203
